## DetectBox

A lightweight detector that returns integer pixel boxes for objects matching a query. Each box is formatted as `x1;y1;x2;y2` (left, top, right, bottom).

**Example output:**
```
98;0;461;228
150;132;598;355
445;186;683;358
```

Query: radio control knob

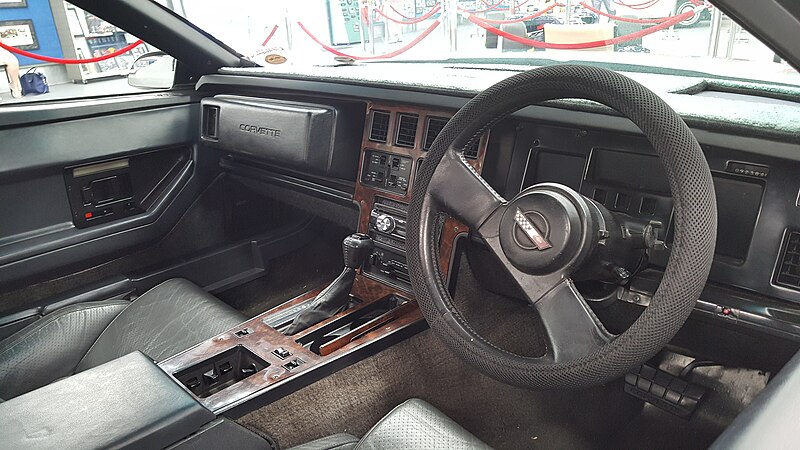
375;214;396;234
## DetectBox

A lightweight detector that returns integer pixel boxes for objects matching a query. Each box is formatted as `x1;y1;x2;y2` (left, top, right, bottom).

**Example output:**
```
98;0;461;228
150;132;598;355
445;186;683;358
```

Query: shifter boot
283;234;373;335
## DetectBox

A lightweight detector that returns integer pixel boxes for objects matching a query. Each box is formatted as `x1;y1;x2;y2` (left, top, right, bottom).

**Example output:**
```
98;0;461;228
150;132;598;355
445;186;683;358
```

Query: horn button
499;186;591;275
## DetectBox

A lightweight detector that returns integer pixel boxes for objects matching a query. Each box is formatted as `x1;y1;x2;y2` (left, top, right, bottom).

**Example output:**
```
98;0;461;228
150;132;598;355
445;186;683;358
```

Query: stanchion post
725;21;740;59
360;0;368;51
565;0;572;24
664;1;679;40
370;0;376;54
707;6;722;57
413;0;418;32
284;6;293;50
448;0;458;52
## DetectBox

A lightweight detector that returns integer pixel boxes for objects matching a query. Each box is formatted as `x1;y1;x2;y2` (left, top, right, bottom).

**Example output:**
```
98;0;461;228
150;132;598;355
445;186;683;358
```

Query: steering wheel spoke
534;279;613;363
428;146;505;230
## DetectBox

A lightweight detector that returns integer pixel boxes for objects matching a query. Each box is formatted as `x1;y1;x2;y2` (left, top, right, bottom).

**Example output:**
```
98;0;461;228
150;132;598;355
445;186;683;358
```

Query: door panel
0;95;204;291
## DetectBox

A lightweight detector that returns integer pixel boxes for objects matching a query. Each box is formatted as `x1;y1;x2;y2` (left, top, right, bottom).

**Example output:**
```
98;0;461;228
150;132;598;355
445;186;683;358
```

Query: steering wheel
407;65;717;389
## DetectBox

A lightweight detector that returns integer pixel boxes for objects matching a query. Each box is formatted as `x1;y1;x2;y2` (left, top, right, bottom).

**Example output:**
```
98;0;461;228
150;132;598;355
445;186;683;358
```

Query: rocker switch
203;369;219;383
273;347;292;359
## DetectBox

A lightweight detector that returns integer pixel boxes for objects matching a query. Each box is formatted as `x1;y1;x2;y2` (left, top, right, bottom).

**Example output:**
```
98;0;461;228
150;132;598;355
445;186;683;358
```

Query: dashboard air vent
776;231;800;291
463;141;480;160
202;105;220;140
395;114;419;148
369;110;390;143
424;117;449;150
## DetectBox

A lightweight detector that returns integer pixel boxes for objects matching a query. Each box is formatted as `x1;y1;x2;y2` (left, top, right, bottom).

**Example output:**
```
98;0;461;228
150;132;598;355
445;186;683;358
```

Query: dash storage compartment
173;345;268;398
200;95;364;180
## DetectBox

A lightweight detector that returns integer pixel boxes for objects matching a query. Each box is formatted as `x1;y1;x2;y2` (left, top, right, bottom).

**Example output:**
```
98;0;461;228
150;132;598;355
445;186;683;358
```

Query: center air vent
424;117;449;151
776;231;800;291
369;110;390;143
463;141;480;160
395;114;419;148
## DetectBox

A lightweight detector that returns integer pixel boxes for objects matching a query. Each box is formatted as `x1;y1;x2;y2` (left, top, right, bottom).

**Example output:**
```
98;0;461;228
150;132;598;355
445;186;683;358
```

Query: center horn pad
499;184;592;275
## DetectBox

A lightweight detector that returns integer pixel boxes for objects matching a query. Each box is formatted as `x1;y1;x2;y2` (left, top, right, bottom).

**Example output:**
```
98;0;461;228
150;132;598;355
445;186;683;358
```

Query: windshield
158;0;800;87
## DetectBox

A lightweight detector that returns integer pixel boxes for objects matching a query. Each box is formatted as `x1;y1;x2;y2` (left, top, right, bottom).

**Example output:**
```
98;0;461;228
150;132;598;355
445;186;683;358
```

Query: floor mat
217;237;342;317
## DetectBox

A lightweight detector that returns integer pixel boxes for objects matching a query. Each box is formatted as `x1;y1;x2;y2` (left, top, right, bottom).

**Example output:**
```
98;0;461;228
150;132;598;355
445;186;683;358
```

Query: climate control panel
361;150;412;195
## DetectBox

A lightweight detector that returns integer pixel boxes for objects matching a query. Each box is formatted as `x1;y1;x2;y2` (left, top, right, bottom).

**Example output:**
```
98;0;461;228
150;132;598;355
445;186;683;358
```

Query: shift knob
343;233;374;269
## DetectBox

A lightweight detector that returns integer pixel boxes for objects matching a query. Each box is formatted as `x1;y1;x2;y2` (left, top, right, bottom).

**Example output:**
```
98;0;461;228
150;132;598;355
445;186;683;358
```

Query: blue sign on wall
0;1;63;67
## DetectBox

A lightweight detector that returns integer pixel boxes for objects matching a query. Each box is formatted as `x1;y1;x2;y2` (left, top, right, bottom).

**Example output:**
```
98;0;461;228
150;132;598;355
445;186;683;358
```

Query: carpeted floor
236;257;643;449
235;252;769;449
217;237;343;318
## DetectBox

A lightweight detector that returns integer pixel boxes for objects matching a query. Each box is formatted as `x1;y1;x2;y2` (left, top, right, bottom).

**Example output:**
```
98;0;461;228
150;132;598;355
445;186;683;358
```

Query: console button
283;358;305;371
273;347;292;359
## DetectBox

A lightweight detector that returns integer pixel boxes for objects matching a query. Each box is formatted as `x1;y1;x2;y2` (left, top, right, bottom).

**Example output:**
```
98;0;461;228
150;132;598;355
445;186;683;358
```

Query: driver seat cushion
289;399;492;450
0;278;246;400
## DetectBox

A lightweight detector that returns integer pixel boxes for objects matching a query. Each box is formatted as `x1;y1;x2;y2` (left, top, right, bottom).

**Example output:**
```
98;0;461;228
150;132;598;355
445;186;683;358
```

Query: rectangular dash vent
776;231;800;291
369;110;390;143
202;105;220;140
395;114;419;148
463;140;480;160
424;116;449;151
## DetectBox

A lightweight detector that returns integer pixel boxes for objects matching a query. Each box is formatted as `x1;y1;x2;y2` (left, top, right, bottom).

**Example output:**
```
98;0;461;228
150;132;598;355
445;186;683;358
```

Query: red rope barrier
375;5;441;25
262;25;279;47
471;0;507;14
477;3;558;24
468;9;692;49
389;3;440;20
580;2;674;23
515;0;533;10
614;0;660;10
296;20;441;61
0;39;143;65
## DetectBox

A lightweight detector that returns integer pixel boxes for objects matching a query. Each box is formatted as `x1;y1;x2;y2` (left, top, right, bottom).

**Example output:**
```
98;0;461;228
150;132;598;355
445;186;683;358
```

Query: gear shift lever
283;233;374;335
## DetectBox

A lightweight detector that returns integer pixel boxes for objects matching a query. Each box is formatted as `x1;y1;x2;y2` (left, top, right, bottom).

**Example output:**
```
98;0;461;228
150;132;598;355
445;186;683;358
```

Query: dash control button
273;347;292;359
283;358;305;371
726;161;768;178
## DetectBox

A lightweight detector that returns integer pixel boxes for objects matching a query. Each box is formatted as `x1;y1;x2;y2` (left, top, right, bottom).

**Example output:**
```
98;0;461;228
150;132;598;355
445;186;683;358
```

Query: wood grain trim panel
353;102;488;302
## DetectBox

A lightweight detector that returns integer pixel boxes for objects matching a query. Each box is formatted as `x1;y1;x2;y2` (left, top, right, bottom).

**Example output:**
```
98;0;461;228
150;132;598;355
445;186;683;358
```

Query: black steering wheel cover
407;65;717;389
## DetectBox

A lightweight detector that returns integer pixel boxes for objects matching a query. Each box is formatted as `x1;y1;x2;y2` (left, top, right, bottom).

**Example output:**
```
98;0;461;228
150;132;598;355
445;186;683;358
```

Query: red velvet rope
515;0;533;10
477;3;558;24
468;9;692;49
296;19;441;61
614;0;660;10
0;39;143;64
580;1;674;22
375;5;441;24
469;0;507;14
261;25;279;46
389;3;440;20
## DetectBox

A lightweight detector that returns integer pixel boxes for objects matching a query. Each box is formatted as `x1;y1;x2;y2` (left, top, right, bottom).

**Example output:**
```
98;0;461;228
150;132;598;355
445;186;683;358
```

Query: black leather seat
0;278;246;401
290;399;492;450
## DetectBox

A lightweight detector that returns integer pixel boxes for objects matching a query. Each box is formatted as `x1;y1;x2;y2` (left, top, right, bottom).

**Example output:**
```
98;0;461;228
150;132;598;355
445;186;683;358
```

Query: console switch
273;347;292;359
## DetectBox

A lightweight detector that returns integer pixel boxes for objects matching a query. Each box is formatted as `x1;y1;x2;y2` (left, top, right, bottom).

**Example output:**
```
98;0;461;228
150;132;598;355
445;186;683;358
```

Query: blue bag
20;67;49;95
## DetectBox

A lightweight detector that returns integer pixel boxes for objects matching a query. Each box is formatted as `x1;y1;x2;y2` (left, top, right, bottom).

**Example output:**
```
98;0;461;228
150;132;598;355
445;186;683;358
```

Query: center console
158;101;488;415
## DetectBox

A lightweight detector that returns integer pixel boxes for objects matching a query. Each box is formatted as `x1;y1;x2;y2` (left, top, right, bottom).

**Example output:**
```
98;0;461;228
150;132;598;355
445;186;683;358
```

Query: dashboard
198;72;800;347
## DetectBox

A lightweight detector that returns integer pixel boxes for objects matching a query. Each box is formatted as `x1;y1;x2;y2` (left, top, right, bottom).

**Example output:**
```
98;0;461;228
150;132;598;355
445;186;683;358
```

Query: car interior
1;0;800;448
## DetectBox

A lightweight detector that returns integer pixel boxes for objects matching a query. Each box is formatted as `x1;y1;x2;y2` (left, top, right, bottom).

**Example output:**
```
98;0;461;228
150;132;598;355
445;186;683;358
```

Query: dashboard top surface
214;65;800;143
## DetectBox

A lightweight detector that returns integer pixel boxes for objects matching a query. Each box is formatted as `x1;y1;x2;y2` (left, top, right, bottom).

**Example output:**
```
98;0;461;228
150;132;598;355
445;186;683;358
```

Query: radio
365;197;411;289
